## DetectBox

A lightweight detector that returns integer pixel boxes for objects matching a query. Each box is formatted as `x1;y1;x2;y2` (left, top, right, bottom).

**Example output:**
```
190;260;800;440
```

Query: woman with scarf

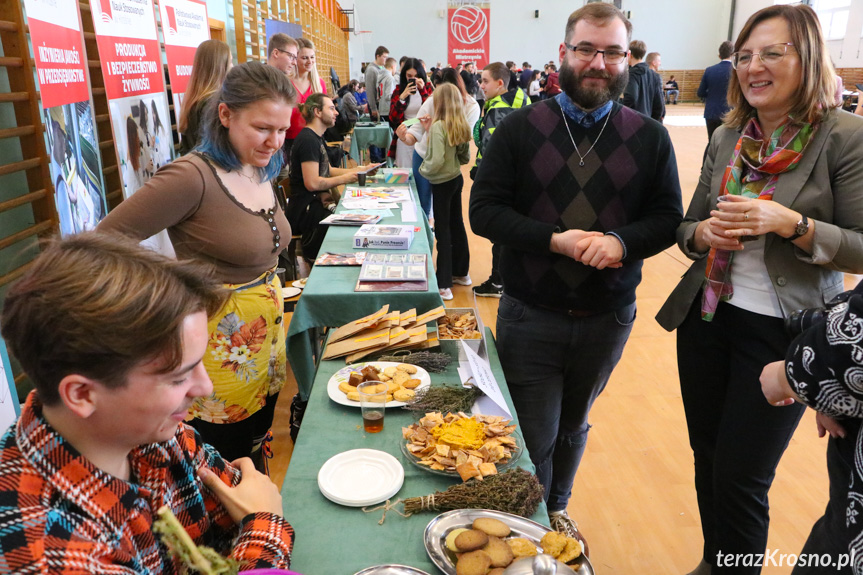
656;5;863;574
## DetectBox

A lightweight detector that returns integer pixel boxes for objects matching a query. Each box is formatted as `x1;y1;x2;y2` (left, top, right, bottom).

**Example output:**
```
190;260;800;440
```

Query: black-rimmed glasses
731;43;795;69
275;48;297;61
564;43;628;65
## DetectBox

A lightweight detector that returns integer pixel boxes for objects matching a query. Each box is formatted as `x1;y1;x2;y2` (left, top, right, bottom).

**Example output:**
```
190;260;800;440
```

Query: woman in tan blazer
656;5;863;574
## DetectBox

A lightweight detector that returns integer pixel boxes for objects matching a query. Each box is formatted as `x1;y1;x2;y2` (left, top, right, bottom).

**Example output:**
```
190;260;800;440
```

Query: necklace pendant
579;160;585;167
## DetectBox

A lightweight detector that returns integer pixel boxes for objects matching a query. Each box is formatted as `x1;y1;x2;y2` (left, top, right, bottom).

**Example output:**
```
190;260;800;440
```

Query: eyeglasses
275;48;297;61
564;43;628;65
731;43;795;69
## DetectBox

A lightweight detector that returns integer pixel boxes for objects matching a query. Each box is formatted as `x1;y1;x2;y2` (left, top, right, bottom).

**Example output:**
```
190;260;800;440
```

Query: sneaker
439;288;453;301
549;510;589;557
452;275;472;286
473;279;503;298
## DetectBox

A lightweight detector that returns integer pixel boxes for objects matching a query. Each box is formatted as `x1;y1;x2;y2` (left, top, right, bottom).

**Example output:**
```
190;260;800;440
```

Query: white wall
344;0;734;81
733;0;863;68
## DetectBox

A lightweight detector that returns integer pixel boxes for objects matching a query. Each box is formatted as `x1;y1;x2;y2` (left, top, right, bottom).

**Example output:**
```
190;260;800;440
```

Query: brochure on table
457;341;513;419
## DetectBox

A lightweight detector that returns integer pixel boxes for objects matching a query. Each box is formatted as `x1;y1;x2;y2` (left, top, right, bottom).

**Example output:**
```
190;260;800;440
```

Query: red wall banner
447;4;490;70
159;0;210;120
89;0;165;99
24;0;89;108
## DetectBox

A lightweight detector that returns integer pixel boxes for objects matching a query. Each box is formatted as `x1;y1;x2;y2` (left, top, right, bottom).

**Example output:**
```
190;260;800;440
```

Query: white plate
282;286;302;299
327;361;431;408
424;509;594;575
292;279;307;289
317;449;404;507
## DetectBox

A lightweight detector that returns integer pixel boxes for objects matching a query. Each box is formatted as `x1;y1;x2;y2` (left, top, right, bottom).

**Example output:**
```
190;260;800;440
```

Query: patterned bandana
700;117;817;321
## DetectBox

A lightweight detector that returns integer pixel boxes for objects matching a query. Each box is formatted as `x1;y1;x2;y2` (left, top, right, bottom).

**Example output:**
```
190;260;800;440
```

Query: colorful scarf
701;117;817;321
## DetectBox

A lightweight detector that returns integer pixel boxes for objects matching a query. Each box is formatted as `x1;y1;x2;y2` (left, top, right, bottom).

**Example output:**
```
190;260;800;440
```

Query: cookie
482;536;514;568
393;371;410;386
384;366;398;377
455;550;492;575
346;391;361;402
403;378;422;389
557;537;582;564
506;537;537;558
472;517;511;538
338;381;353;395
454;529;488;552
488;569;506;575
540;531;567;557
397;363;418;374
445;528;469;552
393;388;416;402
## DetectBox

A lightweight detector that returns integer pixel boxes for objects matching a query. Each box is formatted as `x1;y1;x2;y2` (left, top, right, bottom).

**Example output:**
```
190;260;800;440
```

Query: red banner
159;0;209;118
448;4;490;70
24;0;90;108
89;0;165;99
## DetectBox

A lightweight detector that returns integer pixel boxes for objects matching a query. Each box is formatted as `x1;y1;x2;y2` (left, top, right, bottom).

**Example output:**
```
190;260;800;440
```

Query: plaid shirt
0;392;294;574
388;83;432;158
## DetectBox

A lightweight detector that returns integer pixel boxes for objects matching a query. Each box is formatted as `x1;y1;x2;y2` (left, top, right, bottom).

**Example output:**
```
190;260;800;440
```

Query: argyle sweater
0;391;294;573
470;99;682;312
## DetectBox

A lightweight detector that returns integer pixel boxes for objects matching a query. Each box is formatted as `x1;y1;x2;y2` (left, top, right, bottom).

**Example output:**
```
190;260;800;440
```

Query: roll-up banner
89;0;174;254
23;0;108;236
448;2;490;70
159;0;210;138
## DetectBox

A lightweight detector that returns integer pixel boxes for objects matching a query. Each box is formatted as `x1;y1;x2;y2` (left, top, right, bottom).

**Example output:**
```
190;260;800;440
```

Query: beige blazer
656;109;863;331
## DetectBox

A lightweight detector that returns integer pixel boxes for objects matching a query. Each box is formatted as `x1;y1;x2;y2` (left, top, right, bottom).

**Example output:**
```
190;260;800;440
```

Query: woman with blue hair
99;62;296;472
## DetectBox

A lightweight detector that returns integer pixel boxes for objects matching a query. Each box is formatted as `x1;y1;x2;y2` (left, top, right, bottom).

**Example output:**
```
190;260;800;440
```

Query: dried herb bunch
153;506;239;575
373;351;453;373
402;468;544;518
402;384;483;414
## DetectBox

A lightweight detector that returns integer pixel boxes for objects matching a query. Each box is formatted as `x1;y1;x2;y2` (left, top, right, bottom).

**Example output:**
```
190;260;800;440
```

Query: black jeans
189;392;280;467
497;295;636;511
792;419;859;575
489;243;502;285
431;174;469;289
706;119;723;143
678;300;805;574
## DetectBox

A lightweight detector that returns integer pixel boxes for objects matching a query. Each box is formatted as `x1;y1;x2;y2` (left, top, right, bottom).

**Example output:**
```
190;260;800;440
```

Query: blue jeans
412;150;432;218
496;294;636;511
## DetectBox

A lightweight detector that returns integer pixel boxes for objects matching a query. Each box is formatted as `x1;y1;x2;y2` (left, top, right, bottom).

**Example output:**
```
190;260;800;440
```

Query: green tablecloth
349;124;393;163
280;329;548;574
286;181;440;400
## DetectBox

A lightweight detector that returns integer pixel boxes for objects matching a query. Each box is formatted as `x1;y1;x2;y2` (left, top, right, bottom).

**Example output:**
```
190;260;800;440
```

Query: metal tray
353;566;431;575
423;509;594;575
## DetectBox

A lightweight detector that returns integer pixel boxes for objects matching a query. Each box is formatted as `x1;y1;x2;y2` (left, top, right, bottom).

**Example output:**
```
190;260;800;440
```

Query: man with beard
470;2;682;542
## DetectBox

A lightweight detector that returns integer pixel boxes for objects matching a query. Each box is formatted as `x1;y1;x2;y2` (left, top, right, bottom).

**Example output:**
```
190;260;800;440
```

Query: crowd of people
1;1;863;573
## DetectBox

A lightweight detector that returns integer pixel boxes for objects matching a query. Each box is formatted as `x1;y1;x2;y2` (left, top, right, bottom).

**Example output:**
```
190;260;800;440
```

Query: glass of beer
357;381;387;433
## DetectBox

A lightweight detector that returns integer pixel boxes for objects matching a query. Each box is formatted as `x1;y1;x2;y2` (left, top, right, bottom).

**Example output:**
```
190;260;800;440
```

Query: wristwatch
786;214;809;241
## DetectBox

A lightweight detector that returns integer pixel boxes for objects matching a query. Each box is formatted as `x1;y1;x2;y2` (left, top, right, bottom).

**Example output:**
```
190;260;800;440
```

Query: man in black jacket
470;3;682;542
622;40;664;122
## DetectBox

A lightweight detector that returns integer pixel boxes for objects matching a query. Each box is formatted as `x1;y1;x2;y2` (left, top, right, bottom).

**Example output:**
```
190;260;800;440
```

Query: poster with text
0;337;21;433
159;0;209;129
90;0;175;255
448;3;490;70
24;0;108;236
24;0;89;108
